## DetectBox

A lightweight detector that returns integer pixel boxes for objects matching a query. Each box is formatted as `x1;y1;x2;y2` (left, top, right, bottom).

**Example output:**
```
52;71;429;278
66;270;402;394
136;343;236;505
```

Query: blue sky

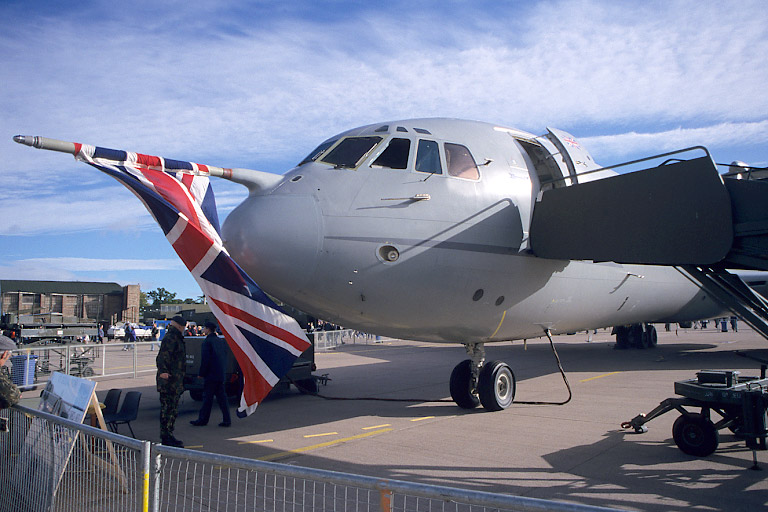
2;0;768;301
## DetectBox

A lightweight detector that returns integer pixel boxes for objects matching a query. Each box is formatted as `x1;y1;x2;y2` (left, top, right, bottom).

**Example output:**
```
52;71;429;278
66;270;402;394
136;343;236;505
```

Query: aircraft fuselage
222;118;722;343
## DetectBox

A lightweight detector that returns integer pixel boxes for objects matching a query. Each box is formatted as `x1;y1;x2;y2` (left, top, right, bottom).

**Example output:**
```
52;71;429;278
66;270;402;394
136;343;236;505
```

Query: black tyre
478;361;516;411
646;325;658;348
673;413;719;457
449;359;480;409
628;324;644;349
614;326;629;349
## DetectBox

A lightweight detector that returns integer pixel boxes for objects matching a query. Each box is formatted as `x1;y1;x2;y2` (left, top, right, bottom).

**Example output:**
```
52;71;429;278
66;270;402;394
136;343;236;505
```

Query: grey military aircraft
19;118;752;412
217;118;732;411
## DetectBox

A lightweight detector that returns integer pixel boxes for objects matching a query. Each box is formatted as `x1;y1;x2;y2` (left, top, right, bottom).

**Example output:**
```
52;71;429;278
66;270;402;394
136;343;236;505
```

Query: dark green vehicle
184;335;317;401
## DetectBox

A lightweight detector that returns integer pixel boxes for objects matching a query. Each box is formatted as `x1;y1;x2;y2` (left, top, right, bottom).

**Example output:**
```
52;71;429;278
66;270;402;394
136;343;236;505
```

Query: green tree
147;287;179;305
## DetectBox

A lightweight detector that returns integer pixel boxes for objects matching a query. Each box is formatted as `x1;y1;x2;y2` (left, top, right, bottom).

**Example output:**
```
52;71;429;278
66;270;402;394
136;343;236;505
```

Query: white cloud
4;1;768;175
0;185;156;235
0;257;182;279
581;120;768;163
2;0;768;237
17;257;184;272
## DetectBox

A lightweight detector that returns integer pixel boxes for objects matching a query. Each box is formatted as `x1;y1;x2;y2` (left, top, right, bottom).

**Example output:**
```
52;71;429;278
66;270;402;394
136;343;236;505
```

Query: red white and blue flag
74;143;311;417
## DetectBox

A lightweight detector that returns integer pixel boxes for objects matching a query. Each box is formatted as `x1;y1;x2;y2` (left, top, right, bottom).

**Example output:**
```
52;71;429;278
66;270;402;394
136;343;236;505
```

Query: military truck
184;335;317;401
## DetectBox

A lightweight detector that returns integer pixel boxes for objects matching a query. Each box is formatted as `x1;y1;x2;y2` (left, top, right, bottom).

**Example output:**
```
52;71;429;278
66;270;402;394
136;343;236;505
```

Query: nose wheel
449;343;516;411
479;360;516;411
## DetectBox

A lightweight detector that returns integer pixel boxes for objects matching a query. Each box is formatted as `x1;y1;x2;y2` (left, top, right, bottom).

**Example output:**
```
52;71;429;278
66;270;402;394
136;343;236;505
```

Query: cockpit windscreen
321;136;383;168
371;138;410;169
299;138;338;166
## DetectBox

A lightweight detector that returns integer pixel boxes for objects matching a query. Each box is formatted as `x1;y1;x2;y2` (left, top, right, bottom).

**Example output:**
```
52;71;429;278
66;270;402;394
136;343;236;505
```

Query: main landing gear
449;343;516;411
613;323;657;349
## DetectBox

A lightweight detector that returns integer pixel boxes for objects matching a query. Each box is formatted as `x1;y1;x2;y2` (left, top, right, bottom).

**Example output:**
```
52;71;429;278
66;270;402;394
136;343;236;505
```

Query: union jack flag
74;143;312;417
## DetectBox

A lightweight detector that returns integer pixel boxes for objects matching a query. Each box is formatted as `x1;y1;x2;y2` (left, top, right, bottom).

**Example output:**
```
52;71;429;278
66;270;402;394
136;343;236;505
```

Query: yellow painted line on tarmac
304;432;338;438
410;416;434;422
238;439;274;444
186;445;204;449
580;371;621;383
362;424;391;430
257;428;393;462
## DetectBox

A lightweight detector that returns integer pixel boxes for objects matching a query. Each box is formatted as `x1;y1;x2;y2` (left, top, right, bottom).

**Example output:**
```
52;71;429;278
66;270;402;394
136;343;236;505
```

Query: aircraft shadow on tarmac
103;332;767;512
120;334;768;436
539;429;767;511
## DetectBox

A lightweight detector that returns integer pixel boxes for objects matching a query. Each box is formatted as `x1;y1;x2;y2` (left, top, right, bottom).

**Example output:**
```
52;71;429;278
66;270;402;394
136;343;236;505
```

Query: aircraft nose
222;194;321;295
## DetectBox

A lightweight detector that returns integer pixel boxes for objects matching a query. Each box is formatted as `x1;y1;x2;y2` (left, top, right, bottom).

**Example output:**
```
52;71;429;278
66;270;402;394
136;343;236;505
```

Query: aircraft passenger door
515;137;570;191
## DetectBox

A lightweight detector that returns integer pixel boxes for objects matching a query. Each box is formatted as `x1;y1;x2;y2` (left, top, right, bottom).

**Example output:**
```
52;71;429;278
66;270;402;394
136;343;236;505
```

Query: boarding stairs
528;146;768;339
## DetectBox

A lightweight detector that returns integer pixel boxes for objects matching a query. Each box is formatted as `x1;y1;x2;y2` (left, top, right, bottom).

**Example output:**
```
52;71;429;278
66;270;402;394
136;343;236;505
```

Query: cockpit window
371;138;410;169
321;136;383;168
299;139;339;165
445;143;480;180
298;138;338;166
415;139;442;175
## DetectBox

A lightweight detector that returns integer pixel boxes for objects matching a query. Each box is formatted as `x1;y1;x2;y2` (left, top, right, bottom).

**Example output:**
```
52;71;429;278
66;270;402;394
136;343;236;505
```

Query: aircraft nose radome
222;194;321;296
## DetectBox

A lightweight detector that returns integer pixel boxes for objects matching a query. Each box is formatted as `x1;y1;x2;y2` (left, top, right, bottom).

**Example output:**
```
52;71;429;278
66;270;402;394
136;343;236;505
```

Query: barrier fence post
141;440;151;512
133;342;138;379
152;448;162;512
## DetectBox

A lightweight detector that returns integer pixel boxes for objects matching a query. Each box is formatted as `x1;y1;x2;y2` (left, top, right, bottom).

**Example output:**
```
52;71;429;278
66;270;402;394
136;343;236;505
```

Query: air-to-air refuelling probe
17;118;768;411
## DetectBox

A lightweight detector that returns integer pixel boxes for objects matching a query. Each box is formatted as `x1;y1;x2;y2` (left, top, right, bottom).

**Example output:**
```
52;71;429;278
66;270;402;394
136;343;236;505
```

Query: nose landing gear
449;343;516;411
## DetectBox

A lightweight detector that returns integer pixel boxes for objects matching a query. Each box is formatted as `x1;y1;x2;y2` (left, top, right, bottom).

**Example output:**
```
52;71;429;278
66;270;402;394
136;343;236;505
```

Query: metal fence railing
1;405;626;512
5;329;383;390
7;342;158;391
0;406;148;512
310;329;385;351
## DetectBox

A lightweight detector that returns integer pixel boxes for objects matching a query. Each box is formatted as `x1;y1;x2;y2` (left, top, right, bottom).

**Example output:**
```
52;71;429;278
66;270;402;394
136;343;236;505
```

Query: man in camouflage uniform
0;335;21;433
156;316;186;447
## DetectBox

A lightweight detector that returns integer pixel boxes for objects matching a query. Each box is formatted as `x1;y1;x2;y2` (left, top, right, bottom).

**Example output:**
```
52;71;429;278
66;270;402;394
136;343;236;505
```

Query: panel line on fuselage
323;235;519;256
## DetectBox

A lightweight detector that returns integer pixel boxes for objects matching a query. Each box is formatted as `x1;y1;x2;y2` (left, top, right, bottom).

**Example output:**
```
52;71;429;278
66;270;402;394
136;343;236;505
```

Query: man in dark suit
190;321;232;427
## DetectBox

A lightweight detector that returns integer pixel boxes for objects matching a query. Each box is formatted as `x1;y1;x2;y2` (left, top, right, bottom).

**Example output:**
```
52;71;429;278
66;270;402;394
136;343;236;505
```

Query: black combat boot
161;435;184;447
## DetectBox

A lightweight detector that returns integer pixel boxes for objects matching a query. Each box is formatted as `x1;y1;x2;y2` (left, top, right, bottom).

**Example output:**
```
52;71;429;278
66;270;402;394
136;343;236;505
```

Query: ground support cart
622;369;768;461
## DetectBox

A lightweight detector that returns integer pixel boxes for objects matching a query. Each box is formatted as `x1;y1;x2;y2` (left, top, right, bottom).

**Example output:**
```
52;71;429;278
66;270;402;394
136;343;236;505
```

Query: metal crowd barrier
311;329;386;351
8;342;158;390
0;405;625;512
6;330;381;390
0;405;147;512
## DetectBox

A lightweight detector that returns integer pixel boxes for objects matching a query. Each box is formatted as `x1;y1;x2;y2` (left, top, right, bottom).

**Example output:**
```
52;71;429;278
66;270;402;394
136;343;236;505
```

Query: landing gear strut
449;343;516;411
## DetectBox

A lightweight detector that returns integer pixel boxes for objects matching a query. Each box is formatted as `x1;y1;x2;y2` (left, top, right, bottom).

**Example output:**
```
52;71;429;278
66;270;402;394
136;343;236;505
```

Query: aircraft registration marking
257;428;393;462
579;371;621;383
304;432;338;438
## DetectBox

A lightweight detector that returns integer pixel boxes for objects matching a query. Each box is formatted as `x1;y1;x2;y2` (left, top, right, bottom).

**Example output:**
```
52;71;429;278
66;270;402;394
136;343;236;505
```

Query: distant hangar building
0;279;141;325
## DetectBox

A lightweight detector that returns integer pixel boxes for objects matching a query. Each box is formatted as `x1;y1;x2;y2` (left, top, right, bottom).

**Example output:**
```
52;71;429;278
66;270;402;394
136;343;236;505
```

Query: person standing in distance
0;335;21;411
156;316;186;447
190;320;232;427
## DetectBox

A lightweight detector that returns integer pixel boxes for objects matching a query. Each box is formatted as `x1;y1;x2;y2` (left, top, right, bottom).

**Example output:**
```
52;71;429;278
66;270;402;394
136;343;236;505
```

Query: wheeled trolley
622;369;768;458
